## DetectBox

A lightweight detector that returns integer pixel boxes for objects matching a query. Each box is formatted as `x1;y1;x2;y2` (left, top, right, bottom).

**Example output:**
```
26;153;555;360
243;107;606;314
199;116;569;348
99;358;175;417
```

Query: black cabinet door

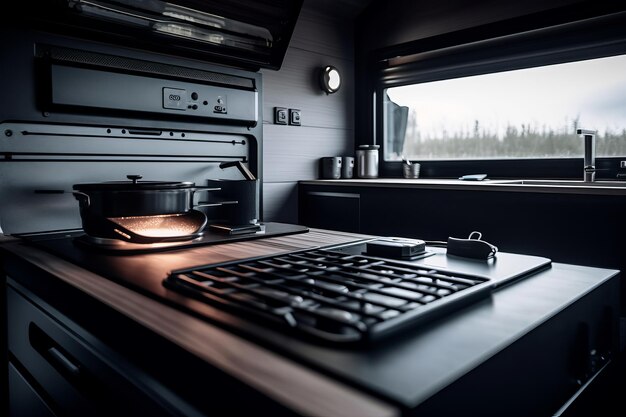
299;191;360;232
7;283;181;417
8;363;56;417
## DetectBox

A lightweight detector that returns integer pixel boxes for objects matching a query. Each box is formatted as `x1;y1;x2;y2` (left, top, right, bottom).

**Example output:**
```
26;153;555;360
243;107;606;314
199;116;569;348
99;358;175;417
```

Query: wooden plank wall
261;1;356;223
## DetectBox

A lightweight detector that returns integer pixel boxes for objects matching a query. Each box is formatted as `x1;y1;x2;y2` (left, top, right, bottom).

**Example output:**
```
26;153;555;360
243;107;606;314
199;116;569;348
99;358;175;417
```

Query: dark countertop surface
1;227;620;415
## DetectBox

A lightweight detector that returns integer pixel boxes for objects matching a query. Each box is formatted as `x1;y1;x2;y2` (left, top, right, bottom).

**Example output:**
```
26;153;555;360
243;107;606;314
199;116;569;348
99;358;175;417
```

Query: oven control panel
51;65;257;125
162;87;228;115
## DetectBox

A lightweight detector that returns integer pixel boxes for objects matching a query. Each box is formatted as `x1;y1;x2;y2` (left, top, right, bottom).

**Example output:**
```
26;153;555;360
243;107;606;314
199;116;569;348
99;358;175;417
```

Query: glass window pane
384;54;626;161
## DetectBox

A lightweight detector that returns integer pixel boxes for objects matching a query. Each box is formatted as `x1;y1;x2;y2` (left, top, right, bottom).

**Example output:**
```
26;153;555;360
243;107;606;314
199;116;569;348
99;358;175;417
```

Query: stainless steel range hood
17;0;303;70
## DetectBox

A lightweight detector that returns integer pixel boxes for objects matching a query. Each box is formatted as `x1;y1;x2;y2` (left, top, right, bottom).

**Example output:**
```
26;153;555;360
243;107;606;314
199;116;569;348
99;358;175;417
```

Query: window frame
373;10;626;179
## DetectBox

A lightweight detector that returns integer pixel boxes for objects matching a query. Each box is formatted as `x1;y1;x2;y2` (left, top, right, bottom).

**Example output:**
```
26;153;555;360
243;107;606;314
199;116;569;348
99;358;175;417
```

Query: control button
191;92;198;100
289;109;301;126
274;107;287;125
212;96;227;114
163;87;186;111
192;104;198;110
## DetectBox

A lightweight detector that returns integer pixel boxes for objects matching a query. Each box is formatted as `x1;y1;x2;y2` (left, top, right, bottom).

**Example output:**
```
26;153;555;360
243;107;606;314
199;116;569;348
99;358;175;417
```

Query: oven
0;24;267;237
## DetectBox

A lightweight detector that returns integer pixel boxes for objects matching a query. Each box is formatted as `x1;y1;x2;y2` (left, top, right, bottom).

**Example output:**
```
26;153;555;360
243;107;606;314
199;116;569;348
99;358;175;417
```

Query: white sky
386;54;626;138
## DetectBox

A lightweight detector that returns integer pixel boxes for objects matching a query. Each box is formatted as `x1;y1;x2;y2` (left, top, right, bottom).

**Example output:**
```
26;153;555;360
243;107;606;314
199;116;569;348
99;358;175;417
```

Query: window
384;54;626;162
369;9;626;178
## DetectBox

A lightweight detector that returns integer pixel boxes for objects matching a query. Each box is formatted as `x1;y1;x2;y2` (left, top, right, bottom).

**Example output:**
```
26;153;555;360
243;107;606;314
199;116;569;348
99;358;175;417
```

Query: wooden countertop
300;179;626;196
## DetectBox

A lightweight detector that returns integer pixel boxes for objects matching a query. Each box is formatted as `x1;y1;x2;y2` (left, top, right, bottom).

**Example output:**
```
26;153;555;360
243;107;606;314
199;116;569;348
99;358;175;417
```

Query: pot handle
71;191;91;208
192;186;221;192
34;189;91;207
194;200;238;208
191;186;221;203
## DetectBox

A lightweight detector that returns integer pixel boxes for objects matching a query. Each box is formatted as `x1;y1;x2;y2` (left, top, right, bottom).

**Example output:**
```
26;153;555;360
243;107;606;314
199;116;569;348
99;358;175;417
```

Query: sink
499;180;626;188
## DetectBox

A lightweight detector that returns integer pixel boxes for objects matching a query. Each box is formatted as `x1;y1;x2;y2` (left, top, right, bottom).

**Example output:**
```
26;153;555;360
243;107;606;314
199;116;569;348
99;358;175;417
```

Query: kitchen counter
2;229;620;416
3;228;395;417
301;178;626;196
299;180;626;323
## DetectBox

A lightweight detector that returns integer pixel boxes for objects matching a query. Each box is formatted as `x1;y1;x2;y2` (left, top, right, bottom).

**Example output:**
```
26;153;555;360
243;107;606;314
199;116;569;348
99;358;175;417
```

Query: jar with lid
356;145;380;178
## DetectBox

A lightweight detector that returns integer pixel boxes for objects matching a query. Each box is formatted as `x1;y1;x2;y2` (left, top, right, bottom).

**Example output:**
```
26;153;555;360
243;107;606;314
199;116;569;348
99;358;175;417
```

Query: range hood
18;0;303;70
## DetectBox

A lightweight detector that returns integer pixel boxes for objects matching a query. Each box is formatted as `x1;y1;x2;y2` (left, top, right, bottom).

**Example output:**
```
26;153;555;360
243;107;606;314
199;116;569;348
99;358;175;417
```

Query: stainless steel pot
72;175;218;217
72;175;218;243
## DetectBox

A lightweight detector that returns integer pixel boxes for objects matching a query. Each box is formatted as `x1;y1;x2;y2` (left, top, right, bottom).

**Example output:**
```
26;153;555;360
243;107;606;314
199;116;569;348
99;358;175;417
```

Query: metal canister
356;145;379;178
321;157;342;179
402;161;421;178
341;156;354;179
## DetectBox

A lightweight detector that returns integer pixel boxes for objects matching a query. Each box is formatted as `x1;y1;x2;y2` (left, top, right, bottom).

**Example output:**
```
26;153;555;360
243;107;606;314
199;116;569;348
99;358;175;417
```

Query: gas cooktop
165;246;492;343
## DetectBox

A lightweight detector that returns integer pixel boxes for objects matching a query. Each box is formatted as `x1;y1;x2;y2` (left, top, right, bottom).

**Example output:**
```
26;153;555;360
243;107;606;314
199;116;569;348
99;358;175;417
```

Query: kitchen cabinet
299;181;626;317
6;281;191;417
2;232;397;417
299;191;360;232
8;363;56;417
2;230;622;416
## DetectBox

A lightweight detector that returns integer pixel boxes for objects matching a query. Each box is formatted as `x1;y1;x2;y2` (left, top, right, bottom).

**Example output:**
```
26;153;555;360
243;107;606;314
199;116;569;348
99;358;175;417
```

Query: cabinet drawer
299;191;360;232
9;362;56;417
7;282;180;417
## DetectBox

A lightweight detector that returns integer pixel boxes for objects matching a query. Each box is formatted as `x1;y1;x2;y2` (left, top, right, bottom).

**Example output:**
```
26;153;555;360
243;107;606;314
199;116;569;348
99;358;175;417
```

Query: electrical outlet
289;109;301;126
274;107;288;125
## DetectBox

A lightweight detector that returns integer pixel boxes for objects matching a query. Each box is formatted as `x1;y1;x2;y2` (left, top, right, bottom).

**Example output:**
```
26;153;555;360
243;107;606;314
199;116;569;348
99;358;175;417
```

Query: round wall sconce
320;65;341;94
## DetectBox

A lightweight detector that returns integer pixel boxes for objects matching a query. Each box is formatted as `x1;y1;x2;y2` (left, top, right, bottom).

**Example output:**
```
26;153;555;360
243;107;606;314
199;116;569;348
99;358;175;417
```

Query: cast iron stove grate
165;248;492;343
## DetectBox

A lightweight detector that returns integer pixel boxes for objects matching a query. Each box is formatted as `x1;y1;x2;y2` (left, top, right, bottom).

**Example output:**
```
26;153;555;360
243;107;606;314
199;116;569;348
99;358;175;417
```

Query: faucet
577;129;596;182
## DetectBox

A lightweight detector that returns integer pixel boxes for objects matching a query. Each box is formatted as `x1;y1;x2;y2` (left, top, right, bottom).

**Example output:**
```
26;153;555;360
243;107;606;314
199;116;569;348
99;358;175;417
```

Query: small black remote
366;237;426;259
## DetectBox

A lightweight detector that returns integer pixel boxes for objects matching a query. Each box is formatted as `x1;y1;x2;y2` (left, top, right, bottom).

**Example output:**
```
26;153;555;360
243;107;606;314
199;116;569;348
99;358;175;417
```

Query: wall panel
262;0;356;222
263;126;353;182
262;48;354;129
263;182;299;224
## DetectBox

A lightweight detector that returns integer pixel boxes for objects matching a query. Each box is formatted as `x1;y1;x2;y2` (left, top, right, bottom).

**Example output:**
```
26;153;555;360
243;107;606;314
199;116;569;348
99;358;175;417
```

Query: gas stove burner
165;246;494;344
75;233;204;251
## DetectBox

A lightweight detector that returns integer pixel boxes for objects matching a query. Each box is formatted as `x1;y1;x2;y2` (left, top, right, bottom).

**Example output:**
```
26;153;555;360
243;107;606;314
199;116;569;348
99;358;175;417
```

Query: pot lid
73;175;196;191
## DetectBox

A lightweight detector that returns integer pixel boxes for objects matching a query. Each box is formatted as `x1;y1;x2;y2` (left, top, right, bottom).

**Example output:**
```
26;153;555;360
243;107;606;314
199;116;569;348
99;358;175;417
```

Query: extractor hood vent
18;0;303;70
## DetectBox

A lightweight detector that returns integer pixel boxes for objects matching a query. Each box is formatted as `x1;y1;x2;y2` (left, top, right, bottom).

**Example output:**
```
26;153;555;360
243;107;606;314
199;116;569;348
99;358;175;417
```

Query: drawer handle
29;323;82;380
47;347;81;377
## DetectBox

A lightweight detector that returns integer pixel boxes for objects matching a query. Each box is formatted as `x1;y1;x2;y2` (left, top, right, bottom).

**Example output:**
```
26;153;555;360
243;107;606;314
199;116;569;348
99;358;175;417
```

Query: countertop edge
299;179;626;196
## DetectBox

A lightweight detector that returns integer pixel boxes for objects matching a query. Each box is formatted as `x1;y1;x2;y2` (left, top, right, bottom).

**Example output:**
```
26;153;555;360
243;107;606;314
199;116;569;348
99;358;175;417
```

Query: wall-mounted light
320;65;341;94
